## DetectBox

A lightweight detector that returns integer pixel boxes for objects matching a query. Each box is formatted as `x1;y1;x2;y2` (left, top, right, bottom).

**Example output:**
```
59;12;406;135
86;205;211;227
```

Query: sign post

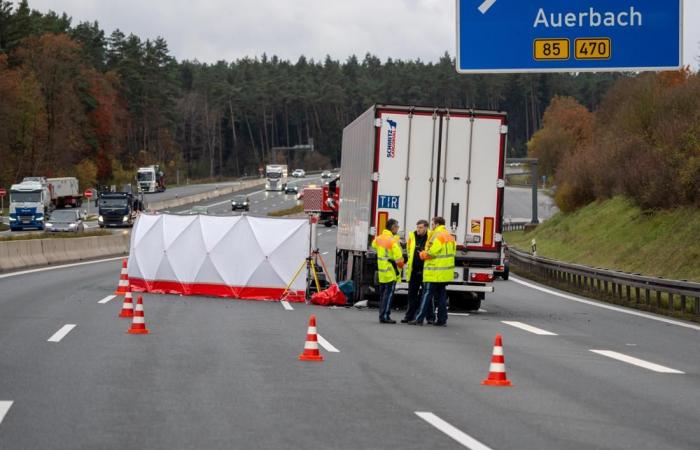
0;188;6;220
456;0;683;73
84;189;93;219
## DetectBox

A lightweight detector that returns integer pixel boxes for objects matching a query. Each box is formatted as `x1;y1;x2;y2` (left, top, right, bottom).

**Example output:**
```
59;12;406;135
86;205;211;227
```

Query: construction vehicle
302;176;340;227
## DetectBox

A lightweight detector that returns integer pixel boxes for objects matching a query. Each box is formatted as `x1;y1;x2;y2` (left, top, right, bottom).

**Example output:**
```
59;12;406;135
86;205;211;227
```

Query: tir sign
456;0;683;73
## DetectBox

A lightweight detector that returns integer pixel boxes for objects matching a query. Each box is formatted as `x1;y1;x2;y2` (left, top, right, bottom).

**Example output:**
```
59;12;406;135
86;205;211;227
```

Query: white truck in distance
265;164;288;191
137;165;166;193
9;179;52;231
334;105;507;311
47;177;81;208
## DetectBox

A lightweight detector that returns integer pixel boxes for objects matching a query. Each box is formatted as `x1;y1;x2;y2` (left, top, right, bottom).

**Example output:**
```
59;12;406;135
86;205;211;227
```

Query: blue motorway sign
456;0;683;73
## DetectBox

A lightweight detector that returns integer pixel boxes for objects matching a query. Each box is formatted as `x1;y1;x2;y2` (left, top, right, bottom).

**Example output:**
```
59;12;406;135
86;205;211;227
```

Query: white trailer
265;164;288;191
47;177;81;208
335;105;507;310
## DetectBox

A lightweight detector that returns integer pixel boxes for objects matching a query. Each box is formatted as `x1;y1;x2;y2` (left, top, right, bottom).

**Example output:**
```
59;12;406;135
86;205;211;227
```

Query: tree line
1;0;624;190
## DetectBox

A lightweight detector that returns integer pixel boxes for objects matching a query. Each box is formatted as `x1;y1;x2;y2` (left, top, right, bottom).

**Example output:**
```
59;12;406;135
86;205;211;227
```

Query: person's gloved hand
396;260;405;269
419;251;429;260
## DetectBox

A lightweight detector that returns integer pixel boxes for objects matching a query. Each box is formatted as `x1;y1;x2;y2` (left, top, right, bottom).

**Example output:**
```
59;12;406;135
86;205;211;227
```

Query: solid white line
48;324;76;343
502;321;558;336
280;300;294;310
316;334;339;353
415;412;493;450
510;275;700;332
478;0;497;14
98;295;117;304
590;350;685;374
0;256;124;279
0;401;12;425
448;312;470;317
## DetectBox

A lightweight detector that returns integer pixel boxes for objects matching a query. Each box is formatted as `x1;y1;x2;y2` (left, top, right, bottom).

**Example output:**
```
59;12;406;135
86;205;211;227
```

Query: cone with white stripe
127;295;150;334
298;314;323;361
118;286;134;318
114;259;129;295
482;334;512;387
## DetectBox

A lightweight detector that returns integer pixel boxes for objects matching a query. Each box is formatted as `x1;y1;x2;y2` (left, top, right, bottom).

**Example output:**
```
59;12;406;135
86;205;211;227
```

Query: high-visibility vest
371;229;404;284
422;225;456;283
405;230;429;282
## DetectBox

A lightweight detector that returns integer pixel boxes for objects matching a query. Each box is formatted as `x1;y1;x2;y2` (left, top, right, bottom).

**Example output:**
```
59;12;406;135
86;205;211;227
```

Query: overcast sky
16;0;700;68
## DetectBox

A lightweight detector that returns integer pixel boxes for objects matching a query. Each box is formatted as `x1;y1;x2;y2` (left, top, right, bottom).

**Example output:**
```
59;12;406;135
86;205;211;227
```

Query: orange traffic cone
114;259;129;295
118;286;134;318
482;334;513;387
127;295;150;334
298;315;323;361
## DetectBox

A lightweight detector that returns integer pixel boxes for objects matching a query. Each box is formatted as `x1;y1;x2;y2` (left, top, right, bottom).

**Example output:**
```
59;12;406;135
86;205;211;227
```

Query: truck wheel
450;292;482;312
502;265;510;281
324;219;334;227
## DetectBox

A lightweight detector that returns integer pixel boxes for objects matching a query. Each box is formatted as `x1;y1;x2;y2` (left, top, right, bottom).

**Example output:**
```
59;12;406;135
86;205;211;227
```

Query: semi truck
9;179;52;231
97;188;142;228
47;177;81;208
137;165;166;193
265;164;288;191
334;105;507;311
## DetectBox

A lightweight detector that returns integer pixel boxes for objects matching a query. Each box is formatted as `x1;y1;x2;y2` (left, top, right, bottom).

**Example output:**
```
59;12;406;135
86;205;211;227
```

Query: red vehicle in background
303;175;340;227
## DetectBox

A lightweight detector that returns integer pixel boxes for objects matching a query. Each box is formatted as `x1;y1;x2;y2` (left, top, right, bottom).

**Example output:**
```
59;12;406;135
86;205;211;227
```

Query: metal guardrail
502;220;530;232
508;247;700;320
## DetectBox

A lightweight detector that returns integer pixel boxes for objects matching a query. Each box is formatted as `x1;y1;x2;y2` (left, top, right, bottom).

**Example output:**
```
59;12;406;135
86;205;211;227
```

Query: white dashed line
48;324;76;343
322;252;329;255
317;334;339;353
280;300;294;310
502;321;557;336
0;401;13;425
511;275;700;331
590;350;684;374
98;295;117;304
415;412;493;450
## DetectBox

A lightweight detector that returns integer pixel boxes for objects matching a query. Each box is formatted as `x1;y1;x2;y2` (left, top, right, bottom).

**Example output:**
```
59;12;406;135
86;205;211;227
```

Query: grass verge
268;204;304;217
0;230;114;242
504;196;700;282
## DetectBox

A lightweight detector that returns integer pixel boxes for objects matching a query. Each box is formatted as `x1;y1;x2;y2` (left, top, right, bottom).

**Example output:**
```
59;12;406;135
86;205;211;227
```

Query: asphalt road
2;180;697;449
503;186;557;222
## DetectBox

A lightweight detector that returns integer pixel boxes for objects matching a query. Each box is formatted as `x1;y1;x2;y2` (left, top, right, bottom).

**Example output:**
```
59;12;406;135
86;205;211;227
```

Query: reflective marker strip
590;350;684;374
48;324;76;343
304;341;318;350
98;295;117;304
492;346;503;356
502;321;558;336
488;363;505;372
0;401;13;425
317;334;340;353
415;412;493;450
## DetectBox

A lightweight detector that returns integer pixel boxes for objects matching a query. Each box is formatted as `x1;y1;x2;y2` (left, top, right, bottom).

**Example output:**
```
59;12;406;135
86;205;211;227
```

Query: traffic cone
298;315;323;361
482;334;513;387
114;259;129;295
127;295;150;334
118;286;134;318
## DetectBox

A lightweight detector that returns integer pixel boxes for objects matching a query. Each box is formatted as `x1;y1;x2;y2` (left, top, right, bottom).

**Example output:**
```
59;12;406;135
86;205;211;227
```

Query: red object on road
127;296;150;334
310;284;347;306
482;334;513;387
298;315;324;361
84;189;93;199
119;286;134;318
114;259;129;295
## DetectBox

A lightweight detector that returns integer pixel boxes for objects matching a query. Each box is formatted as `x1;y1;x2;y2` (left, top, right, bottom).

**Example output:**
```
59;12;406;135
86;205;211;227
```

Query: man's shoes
380;319;397;324
400;318;410;324
407;320;423;326
433;322;447;327
427;320;435;325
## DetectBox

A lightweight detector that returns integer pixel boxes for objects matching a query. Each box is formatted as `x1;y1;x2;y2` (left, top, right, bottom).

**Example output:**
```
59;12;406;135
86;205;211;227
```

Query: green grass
0;229;114;242
505;196;700;282
268;204;304;217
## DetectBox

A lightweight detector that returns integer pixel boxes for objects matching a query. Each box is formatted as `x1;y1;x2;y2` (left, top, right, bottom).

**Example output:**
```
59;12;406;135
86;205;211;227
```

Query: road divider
146;178;266;211
590;350;684;374
48;324;76;343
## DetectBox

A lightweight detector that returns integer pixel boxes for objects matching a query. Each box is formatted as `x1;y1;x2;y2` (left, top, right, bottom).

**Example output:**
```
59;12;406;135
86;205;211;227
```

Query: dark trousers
378;281;396;321
404;274;424;321
415;283;448;325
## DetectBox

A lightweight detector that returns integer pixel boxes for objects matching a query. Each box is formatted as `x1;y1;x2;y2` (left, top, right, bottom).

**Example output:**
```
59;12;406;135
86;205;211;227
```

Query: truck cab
265;164;288;191
137;166;165;193
9;181;52;231
97;192;141;228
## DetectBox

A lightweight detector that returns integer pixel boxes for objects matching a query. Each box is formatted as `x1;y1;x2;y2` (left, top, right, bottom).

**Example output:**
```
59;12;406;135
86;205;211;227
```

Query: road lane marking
280;300;294;310
48;324;76;343
0;401;12;425
510;275;700;332
0;256;124;280
98;295;117;304
590;350;684;374
322;252;329;255
502;321;557;336
317;334;339;353
478;0;497;15
448;313;470;317
415;412;493;450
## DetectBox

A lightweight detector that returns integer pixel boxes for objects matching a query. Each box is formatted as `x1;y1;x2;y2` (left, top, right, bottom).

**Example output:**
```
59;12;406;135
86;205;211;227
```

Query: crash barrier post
508;247;700;322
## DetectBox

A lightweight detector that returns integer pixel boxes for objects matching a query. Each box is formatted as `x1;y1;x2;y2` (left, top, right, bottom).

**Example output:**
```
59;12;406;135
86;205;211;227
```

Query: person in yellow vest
409;216;456;326
371;218;404;324
401;219;430;323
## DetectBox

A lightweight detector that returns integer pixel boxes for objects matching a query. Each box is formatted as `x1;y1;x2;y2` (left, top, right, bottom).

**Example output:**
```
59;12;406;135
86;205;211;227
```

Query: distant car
46;209;84;233
231;195;250;211
284;185;299;195
494;242;510;280
292;169;305;178
189;205;209;215
321;171;332;179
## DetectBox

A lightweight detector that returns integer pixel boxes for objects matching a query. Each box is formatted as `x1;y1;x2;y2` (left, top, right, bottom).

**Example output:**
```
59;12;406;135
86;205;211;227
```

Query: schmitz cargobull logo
386;119;397;158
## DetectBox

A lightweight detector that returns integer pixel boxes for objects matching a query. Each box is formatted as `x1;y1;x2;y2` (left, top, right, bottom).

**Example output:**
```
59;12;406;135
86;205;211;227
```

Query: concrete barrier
146;179;266;211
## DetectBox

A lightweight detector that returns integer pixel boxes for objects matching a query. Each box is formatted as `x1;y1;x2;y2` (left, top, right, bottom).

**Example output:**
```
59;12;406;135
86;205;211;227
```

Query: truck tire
502;265;510;281
324;219;334;227
450;292;482;312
